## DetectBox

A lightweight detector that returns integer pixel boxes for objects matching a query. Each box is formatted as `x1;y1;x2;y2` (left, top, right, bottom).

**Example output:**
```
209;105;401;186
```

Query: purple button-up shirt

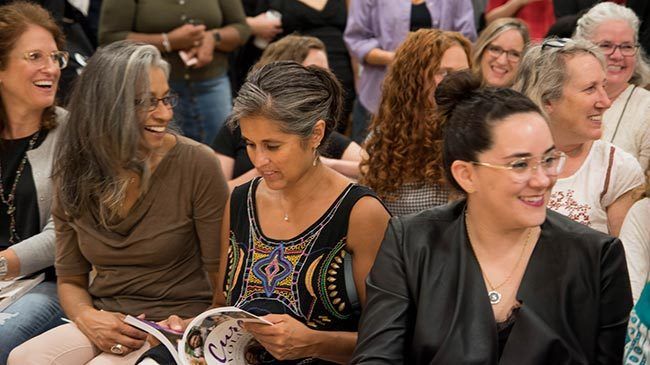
344;0;477;114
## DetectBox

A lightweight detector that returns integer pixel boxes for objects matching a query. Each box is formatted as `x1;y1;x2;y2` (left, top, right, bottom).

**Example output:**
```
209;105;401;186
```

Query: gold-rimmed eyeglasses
471;151;567;183
135;92;179;111
23;50;69;69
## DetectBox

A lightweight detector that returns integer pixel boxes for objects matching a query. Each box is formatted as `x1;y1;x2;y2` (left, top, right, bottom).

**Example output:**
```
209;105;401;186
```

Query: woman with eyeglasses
362;29;472;216
574;2;650;171
9;40;229;364
513;37;644;236
351;69;632;364
473;18;529;87
0;2;69;362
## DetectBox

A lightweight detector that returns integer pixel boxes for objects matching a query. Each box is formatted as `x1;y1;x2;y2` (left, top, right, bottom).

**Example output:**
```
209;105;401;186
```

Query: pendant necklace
465;211;533;305
0;130;41;244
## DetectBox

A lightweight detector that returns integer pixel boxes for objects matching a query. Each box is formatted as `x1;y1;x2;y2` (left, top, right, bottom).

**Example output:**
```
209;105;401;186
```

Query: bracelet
161;33;172;52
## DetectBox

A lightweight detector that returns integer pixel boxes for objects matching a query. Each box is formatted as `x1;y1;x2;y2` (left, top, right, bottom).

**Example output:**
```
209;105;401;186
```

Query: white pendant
283;213;289;222
488;290;502;305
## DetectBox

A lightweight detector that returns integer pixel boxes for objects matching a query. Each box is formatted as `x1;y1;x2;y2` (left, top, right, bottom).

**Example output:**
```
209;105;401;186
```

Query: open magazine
124;306;272;365
0;273;45;312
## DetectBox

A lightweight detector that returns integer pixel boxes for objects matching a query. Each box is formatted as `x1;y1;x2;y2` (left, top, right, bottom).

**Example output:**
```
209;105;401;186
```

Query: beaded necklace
0;130;41;244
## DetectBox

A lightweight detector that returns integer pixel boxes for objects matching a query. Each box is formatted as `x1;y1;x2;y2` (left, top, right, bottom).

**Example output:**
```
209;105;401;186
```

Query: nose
41;56;60;74
253;149;270;168
609;46;624;59
528;164;552;188
494;52;509;64
151;100;173;122
595;87;612;109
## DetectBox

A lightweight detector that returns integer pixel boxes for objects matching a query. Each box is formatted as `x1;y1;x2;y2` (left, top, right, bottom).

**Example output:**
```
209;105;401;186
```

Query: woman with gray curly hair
513;37;644;236
574;1;650;170
9;40;229;364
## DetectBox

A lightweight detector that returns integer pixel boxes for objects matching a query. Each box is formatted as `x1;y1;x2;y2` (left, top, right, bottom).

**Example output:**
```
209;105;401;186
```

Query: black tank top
225;177;381;364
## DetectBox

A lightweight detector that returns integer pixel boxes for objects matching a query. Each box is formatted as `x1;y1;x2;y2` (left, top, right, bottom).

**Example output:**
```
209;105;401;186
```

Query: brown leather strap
600;146;616;201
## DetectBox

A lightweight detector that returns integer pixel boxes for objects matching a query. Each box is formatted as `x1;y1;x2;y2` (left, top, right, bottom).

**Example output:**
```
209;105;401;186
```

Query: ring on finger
110;343;125;355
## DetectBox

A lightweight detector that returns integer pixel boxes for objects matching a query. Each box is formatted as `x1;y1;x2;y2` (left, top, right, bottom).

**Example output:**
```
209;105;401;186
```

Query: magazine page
178;307;272;365
124;315;184;364
0;273;45;312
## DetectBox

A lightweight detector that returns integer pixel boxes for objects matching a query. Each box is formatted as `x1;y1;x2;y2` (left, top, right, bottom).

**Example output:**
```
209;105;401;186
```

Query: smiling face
0;24;60;114
140;67;173;151
470;112;556;228
434;44;470;86
590;20;636;97
240;115;322;190
480;29;525;87
545;53;611;145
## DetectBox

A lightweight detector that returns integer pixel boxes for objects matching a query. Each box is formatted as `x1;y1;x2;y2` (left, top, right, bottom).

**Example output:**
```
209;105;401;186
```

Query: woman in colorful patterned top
513;37;644;236
160;61;390;364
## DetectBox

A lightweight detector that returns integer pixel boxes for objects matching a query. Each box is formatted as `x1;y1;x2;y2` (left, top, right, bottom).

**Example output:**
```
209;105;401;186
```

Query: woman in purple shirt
343;0;477;142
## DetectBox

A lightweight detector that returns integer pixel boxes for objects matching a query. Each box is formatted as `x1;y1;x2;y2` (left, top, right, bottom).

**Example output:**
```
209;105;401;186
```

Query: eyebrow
503;146;555;159
241;136;283;144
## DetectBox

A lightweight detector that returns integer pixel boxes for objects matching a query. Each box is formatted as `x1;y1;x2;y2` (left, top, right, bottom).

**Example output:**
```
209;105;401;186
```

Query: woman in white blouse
514;37;643;236
575;2;650;171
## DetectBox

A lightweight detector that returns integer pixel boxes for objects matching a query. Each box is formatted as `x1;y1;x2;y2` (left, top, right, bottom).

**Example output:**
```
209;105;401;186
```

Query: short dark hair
435;70;543;192
229;61;343;151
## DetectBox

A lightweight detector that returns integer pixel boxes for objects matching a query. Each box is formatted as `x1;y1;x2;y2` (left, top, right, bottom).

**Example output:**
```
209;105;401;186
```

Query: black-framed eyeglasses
471;151;567;183
541;38;571;51
596;42;640;57
135;92;179;111
23;50;69;69
485;44;522;62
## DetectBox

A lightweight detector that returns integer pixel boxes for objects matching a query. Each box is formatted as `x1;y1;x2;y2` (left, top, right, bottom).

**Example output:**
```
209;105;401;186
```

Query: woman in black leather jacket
351;70;632;365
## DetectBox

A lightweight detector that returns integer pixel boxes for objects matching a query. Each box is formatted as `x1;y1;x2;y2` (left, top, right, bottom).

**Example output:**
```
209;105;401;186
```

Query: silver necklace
0;130;41;244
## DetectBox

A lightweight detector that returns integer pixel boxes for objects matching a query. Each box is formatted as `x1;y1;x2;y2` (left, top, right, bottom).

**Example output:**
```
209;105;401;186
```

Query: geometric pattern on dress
549;189;592;227
318;239;351;320
253;243;292;297
230;181;354;321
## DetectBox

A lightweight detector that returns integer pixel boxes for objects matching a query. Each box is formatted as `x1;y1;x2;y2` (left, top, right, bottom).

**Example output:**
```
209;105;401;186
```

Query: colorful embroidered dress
224;177;380;363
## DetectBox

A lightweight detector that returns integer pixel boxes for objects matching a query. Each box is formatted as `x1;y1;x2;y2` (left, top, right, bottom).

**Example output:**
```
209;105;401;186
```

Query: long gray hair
228;61;343;153
574;2;650;87
512;38;604;119
53;40;170;225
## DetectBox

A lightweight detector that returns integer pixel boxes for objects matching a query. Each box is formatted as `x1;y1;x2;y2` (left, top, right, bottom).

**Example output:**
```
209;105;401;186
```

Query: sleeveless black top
224;177;380;363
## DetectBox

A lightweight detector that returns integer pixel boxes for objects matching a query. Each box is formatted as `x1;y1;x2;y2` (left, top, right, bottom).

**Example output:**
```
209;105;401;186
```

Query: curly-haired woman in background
361;29;472;216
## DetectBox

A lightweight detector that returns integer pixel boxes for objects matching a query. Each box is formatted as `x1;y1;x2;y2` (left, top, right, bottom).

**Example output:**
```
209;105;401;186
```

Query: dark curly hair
360;29;472;201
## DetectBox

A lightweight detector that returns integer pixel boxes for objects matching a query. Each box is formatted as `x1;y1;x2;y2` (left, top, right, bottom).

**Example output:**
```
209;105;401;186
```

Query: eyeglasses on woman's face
471;151;567;183
596;42;640;57
135;92;179;112
485;44;521;62
23;50;69;69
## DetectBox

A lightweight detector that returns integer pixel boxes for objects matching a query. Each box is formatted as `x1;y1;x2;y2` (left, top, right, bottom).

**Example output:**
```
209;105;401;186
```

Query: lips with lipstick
520;195;545;207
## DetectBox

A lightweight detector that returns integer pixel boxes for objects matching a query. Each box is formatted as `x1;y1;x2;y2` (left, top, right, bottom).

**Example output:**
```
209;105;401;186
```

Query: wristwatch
0;256;7;279
213;30;221;45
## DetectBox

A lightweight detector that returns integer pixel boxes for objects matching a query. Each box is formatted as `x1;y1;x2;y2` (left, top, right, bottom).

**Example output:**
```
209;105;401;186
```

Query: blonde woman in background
472;17;529;87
